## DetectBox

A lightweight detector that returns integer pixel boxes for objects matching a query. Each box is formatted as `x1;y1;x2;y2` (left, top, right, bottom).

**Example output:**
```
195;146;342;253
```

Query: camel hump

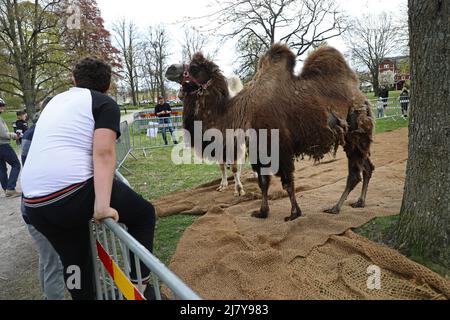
300;46;356;81
266;43;297;72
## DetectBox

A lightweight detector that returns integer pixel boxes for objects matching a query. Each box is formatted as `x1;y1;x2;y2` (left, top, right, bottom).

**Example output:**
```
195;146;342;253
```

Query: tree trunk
396;0;450;267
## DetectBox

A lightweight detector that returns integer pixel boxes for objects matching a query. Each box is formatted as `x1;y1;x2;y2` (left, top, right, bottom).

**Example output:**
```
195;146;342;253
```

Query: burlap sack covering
155;128;450;300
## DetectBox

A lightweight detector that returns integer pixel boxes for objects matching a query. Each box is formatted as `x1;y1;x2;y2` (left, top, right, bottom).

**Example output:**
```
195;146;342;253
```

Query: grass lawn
365;90;402;101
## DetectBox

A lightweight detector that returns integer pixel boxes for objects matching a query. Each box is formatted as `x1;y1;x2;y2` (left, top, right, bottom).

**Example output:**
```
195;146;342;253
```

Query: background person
21;57;156;300
400;88;410;118
377;97;385;119
13;110;28;146
155;96;178;145
21;96;66;300
379;86;390;110
0;98;21;198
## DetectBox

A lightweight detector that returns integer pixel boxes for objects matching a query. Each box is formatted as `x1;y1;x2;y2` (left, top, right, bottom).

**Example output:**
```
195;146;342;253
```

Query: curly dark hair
73;57;112;93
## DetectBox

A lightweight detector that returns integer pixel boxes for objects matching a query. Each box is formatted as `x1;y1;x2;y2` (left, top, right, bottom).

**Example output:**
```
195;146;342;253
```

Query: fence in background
116;116;184;171
130;116;184;157
369;96;410;121
88;171;202;301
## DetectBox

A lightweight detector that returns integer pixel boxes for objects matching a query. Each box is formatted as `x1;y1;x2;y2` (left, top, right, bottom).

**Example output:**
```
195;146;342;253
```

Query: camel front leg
232;163;246;197
217;163;229;192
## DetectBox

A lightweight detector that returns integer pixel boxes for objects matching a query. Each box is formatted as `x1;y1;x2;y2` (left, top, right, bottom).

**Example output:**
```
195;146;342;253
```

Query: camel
166;44;375;221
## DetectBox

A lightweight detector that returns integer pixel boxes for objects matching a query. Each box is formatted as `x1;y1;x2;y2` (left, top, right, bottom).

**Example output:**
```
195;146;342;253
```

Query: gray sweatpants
27;224;65;300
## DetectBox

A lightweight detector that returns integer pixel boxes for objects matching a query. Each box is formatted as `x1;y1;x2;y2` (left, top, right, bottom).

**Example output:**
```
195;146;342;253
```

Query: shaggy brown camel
166;44;375;221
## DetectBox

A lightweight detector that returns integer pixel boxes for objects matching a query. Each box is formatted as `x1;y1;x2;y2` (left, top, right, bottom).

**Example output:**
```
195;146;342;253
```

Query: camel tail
300;46;357;83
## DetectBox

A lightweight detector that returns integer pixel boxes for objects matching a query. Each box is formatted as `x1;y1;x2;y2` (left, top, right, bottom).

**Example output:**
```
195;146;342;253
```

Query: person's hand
94;206;119;224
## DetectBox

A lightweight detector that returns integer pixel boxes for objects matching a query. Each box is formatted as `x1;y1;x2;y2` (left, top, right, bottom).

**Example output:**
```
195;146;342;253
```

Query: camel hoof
217;185;227;192
285;214;302;222
324;207;340;215
251;211;268;219
351;200;365;208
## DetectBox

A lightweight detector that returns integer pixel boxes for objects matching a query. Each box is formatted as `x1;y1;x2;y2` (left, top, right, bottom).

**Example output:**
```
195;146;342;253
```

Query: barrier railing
89;171;202;301
130;116;183;157
116;121;137;173
369;96;410;121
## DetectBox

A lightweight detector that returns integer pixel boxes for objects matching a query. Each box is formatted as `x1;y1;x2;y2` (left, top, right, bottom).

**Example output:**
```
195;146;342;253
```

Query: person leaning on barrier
21;57;157;300
21;96;66;300
155;96;178;145
0;98;22;198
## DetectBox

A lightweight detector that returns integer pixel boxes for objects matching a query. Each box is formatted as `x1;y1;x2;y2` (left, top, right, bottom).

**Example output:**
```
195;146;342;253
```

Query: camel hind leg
325;151;364;215
278;159;303;222
351;158;375;208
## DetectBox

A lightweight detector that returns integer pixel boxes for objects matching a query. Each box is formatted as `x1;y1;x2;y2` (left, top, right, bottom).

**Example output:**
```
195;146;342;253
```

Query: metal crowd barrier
130;116;184;157
116;121;137;173
369;96;410;121
89;171;201;301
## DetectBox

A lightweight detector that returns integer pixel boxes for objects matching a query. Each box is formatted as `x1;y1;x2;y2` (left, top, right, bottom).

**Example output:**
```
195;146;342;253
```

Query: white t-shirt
22;87;120;198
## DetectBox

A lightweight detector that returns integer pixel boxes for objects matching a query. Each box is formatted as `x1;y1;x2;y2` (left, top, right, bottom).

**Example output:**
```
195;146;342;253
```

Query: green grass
365;90;402;101
120;144;221;265
1;110;18;131
375;117;409;134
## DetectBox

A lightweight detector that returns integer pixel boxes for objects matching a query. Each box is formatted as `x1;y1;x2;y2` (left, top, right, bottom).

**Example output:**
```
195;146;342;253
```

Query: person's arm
0;118;18;140
93;128;119;223
91;92;122;223
155;105;163;116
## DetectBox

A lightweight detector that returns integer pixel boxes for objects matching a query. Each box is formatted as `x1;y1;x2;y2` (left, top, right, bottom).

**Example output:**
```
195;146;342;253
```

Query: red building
379;57;411;90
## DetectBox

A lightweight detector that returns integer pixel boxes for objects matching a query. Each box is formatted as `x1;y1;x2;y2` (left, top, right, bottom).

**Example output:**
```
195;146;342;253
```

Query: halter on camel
180;64;212;96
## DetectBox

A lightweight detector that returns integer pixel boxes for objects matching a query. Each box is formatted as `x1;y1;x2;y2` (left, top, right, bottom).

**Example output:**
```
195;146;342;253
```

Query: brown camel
166;44;375;221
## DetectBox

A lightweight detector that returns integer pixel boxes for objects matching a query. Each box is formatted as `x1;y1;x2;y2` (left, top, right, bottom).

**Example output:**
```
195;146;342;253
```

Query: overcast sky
96;0;407;76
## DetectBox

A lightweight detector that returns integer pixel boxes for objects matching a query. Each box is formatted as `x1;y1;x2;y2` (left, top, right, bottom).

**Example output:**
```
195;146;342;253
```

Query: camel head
256;43;297;76
165;53;222;97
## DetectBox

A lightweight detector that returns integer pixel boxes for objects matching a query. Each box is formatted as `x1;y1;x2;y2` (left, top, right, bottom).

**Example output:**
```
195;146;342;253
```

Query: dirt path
0;178;42;300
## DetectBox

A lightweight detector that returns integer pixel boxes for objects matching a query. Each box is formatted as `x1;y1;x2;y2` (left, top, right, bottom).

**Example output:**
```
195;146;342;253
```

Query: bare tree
396;0;449;269
181;27;217;62
345;12;402;95
113;19;140;105
196;0;346;80
140;48;157;103
0;0;67;115
144;25;170;99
